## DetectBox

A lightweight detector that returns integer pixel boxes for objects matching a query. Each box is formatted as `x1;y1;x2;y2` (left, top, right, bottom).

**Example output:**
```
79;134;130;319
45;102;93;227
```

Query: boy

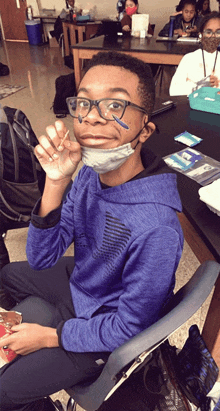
159;0;201;37
0;51;183;410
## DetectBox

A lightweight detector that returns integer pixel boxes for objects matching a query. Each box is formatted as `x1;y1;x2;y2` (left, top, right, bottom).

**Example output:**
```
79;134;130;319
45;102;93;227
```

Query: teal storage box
189;87;220;115
76;15;90;21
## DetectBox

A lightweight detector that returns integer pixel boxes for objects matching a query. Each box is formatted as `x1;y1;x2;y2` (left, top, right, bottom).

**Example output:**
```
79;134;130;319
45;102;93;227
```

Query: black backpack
0;106;45;222
53;72;76;117
97;325;219;411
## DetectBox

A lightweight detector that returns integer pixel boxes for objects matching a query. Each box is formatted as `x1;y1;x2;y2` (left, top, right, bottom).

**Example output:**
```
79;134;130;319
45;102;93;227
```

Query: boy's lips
79;134;116;146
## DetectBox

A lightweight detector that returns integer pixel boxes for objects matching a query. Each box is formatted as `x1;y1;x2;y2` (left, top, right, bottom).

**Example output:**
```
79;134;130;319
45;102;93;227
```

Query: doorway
0;0;28;41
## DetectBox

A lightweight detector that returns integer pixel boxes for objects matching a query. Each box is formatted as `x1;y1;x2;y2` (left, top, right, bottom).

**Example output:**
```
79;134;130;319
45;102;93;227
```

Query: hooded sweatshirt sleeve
26;177;78;269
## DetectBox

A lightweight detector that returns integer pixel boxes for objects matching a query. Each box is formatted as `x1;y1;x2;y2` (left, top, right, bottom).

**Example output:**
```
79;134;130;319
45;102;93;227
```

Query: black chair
64;260;220;411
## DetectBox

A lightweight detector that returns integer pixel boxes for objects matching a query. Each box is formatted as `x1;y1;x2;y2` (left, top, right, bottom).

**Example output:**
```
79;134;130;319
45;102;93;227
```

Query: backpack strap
12;109;38;182
0;194;31;222
0;106;19;181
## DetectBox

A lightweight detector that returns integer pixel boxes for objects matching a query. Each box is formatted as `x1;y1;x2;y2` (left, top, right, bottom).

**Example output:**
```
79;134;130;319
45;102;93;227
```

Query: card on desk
164;148;220;186
0;311;22;366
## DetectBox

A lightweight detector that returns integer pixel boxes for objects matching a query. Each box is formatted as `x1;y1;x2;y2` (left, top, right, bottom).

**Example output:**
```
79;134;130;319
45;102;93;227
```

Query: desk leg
73;48;81;89
177;213;216;264
202;274;220;370
69;25;76;51
77;26;85;44
178;212;220;369
63;24;70;56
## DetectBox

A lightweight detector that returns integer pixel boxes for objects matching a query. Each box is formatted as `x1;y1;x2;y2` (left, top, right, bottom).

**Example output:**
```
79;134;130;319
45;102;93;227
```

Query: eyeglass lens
68;98;126;120
203;29;220;37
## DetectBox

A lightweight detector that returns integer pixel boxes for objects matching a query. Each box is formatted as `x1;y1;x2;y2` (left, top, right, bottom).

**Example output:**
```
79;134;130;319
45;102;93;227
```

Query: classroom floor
0;40;213;410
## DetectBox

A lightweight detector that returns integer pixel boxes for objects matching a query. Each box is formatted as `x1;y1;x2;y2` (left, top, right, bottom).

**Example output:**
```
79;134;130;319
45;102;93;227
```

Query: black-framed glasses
203;29;220;38
66;97;147;120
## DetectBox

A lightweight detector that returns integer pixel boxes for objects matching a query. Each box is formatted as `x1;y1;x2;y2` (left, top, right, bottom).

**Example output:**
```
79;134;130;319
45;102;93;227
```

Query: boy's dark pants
0;257;109;411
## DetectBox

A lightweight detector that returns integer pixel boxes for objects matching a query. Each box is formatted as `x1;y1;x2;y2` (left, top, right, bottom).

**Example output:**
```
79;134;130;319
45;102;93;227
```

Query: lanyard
202;49;218;77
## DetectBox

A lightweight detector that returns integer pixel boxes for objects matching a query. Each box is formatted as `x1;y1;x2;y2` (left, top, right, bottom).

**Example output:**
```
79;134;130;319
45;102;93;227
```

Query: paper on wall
131;14;149;36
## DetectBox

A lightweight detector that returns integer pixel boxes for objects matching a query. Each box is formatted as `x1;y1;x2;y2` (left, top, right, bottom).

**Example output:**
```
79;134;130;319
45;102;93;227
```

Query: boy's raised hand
35;120;81;181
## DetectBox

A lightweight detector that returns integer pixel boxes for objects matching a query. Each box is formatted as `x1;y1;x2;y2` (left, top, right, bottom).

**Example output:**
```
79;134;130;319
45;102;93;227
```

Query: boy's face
73;65;149;150
182;4;196;22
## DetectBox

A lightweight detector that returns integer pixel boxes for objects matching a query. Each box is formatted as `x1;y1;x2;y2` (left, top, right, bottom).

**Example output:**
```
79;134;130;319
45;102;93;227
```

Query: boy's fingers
45;123;68;148
55;120;66;135
63;140;80;152
0;334;11;347
35;137;56;162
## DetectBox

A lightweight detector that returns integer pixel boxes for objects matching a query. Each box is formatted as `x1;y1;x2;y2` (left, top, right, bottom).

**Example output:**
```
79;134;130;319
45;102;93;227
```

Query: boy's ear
139;121;156;143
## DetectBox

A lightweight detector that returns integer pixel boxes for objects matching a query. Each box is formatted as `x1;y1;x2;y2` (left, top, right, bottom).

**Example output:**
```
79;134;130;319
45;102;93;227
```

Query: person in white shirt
169;11;220;96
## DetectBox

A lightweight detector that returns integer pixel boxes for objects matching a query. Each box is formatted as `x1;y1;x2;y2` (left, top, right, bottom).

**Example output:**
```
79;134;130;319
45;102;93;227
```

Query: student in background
196;0;211;17
170;12;220;95
159;0;201;37
120;0;154;35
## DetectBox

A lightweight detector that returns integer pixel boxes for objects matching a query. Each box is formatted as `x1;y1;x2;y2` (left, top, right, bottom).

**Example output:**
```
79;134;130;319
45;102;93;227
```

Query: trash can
25;19;42;45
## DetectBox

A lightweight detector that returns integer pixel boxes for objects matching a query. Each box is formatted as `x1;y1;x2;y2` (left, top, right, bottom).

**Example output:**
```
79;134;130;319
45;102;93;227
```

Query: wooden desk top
62;20;102;27
71;34;200;56
145;96;220;262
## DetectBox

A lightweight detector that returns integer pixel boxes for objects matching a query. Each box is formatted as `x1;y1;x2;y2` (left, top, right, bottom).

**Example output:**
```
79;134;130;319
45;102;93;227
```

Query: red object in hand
0;311;22;364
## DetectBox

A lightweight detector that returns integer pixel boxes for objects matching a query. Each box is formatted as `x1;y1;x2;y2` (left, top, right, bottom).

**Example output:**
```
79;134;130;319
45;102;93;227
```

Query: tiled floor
0;40;213;410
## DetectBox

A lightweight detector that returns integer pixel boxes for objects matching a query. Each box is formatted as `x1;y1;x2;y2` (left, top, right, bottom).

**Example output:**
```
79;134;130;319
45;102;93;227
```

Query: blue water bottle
168;16;175;37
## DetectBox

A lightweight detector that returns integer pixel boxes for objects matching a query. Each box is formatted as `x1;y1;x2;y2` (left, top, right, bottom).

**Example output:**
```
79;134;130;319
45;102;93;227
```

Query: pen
59;130;70;147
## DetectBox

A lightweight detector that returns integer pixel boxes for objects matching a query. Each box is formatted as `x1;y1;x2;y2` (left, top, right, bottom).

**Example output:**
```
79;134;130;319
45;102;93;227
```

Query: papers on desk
156;35;199;43
176;37;200;42
156;36;178;42
199;179;220;216
174;131;202;147
163;148;220;186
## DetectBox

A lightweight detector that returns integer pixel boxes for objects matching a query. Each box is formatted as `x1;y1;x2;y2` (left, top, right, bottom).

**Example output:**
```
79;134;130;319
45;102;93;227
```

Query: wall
29;0;219;35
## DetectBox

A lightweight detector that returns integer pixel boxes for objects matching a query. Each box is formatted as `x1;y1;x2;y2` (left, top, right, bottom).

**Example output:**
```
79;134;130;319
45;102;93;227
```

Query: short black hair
199;11;220;33
176;0;196;12
81;51;155;115
126;0;139;5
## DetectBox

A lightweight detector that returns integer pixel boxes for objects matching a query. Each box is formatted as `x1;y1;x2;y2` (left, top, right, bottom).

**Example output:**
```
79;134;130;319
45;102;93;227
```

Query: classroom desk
62;21;101;56
33;15;57;43
72;35;200;88
147;96;220;356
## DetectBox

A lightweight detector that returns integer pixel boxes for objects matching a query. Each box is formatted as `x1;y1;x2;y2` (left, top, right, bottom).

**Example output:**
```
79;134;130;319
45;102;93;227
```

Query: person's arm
0;323;59;356
173;15;184;36
34;120;81;217
57;226;183;352
26;171;80;269
169;54;194;96
158;22;170;37
210;71;220;88
147;23;154;35
121;14;131;31
26;120;81;269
